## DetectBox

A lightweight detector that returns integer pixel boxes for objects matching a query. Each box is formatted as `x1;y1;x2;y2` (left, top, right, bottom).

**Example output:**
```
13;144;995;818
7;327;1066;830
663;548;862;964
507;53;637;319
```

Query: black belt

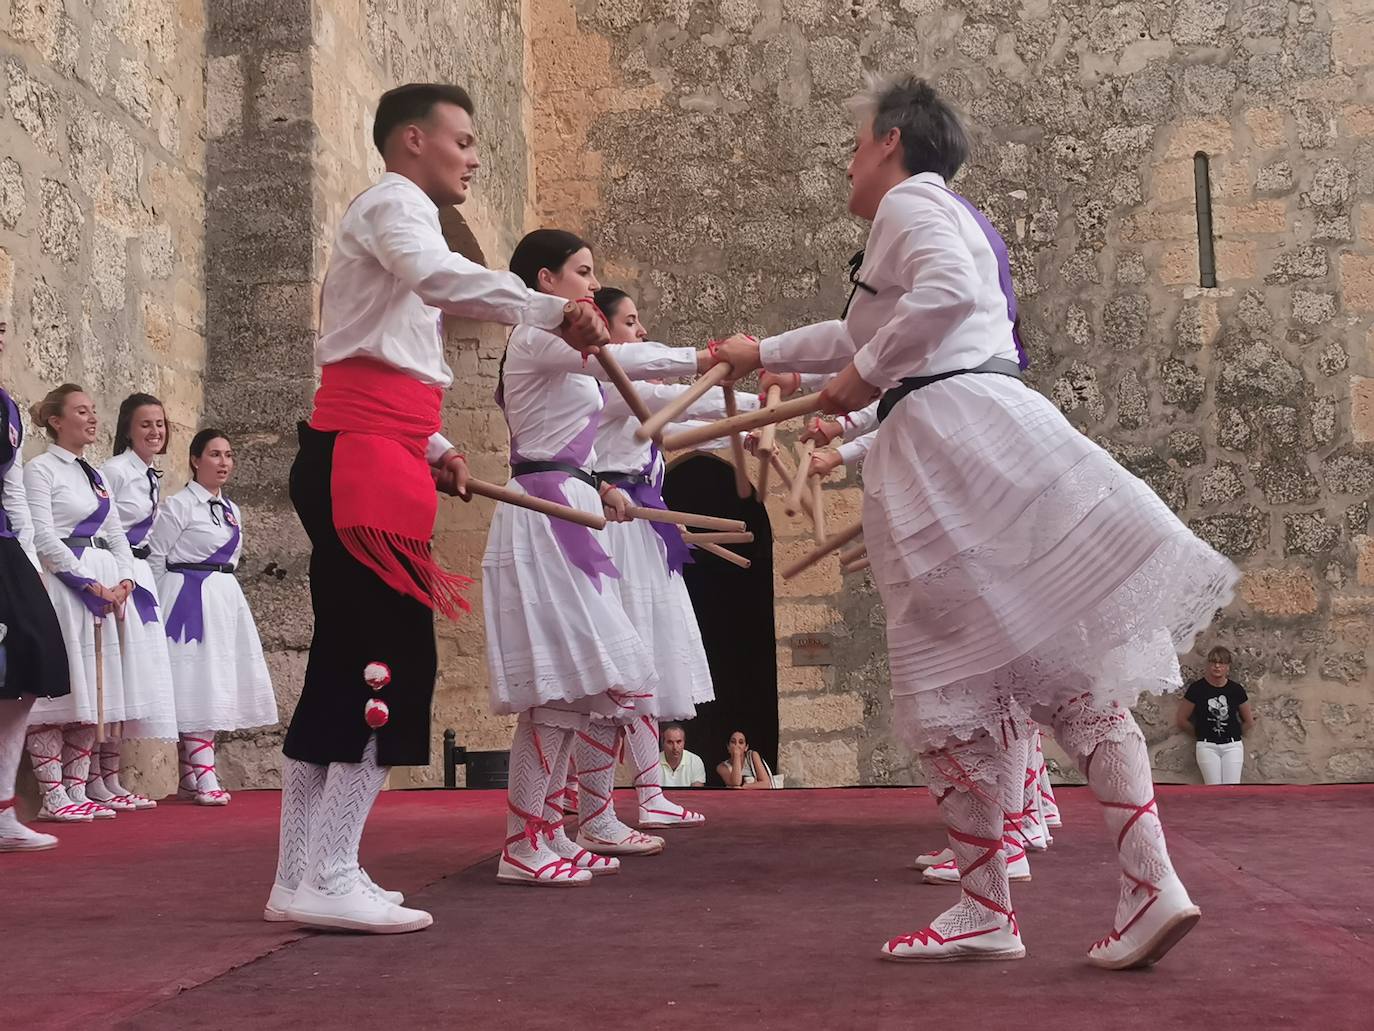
168;561;236;574
594;470;651;487
130;544;151;560
876;357;1024;423
510;461;597;489
63;536;110;550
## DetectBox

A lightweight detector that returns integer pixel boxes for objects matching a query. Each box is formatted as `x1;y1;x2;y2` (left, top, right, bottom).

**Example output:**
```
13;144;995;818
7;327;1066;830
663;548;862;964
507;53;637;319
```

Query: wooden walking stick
755;384;783;496
93;619;105;744
768;451;816;522
780;520;864;580
722;385;752;499
681;531;754;545
635;364;733;442
465;478;608;529
662;393;824;450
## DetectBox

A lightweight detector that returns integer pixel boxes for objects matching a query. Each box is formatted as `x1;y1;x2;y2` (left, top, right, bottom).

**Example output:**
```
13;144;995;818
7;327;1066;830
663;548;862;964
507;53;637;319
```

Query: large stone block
780;693;865;735
1240;567;1320;617
777;736;859;787
1353;376;1374;444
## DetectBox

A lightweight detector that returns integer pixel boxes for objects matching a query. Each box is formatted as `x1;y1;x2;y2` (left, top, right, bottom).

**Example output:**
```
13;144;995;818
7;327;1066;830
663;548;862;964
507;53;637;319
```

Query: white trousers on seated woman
1195;740;1243;785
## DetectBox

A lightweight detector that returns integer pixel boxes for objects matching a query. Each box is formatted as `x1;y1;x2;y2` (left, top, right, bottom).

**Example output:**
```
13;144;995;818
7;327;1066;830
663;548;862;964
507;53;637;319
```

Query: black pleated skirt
0;535;71;700
282;423;438;767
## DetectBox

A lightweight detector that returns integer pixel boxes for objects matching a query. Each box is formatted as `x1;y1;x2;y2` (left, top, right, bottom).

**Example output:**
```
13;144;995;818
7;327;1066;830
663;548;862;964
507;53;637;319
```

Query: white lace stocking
0;698;34;806
275;758;327;889
576;718;630;839
99;739;129;795
1002;733;1031;848
1034;727;1058;815
25;726;64;801
919;737;1018;939
180;732;222;793
623;716;684;816
304;736;388;896
62;724;97;804
539;727;582;857
1052;696;1176;925
505;714;565;866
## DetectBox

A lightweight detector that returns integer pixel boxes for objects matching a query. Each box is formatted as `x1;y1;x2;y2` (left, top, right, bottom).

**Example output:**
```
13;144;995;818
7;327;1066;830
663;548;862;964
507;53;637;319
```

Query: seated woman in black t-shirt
1176;646;1255;785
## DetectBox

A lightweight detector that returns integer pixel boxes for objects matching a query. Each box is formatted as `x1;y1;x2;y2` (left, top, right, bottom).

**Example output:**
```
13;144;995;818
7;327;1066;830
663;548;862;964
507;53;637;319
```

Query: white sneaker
359;867;403;904
912;847;953;870
0;810;59;852
284;880;432;934
1087;874;1201;970
264;869;403;921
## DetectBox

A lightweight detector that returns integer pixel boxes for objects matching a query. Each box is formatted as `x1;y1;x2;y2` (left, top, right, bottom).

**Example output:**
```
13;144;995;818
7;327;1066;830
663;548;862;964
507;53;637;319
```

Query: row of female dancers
0;382;275;851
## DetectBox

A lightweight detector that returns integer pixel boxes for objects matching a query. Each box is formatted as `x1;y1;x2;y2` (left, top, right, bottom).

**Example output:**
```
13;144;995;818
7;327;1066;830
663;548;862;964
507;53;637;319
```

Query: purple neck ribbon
165;502;240;644
940;187;1029;370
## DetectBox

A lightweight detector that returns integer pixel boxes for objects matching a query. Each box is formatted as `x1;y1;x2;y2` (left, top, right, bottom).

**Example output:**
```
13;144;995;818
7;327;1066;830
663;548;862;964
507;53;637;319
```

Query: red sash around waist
309;357;471;618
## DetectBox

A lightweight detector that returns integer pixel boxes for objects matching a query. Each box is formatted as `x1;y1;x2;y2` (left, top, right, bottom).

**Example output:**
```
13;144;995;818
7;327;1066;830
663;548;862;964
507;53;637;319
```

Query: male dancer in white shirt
266;83;607;933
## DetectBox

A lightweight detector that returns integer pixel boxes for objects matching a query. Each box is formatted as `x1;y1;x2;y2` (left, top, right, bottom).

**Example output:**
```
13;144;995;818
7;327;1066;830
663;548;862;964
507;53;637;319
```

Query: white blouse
596;381;759;475
147;481;245;576
24;445;136;583
501;327;698;469
317;173;571;466
759;171;1021;388
101;450;162;547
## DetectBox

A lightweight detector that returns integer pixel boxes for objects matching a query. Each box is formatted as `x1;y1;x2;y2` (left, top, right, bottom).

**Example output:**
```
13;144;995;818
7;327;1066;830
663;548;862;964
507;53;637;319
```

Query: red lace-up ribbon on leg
887;827;1019;951
1092;794;1164;949
184;736;229;803
501;801;581;882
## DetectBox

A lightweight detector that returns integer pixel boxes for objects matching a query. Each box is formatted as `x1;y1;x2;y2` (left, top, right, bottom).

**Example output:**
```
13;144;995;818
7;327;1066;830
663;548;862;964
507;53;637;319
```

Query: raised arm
511;330;706;381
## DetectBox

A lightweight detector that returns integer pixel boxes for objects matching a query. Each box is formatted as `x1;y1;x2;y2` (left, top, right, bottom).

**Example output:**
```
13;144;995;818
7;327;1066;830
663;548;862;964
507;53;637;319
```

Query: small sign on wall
790;632;834;666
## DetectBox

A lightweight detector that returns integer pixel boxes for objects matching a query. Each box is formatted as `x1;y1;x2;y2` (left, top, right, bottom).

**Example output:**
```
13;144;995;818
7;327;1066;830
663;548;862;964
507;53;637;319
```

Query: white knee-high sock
303;736;389;896
275;758;328;889
576;717;629;838
61;724;97;804
0;698;35;826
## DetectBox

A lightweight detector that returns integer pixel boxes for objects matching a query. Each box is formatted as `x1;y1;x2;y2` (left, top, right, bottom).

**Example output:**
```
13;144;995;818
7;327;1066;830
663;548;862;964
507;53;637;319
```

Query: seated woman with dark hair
717;730;772;789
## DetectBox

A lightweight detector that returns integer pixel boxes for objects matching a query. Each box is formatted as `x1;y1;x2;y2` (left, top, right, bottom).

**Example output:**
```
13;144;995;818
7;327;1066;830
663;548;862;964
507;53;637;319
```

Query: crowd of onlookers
658;724;777;789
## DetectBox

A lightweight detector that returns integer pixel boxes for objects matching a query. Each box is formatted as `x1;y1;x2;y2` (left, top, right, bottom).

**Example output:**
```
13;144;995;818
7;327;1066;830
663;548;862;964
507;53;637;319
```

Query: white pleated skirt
28;550;138;727
867;375;1238;751
602;518;714;720
114;556;179;740
156;569;277;733
483;476;658;717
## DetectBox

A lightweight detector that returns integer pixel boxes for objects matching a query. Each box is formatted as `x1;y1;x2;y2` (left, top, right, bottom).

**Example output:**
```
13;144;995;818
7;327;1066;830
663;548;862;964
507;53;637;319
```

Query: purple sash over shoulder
940;187;1029;370
57;468;113;619
617;445;692;575
165;502;240;644
0;390;21;540
508;398;620;592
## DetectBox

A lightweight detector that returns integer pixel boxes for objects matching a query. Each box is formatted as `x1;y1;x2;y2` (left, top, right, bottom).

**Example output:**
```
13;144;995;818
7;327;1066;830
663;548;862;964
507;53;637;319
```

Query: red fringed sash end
338;524;474;621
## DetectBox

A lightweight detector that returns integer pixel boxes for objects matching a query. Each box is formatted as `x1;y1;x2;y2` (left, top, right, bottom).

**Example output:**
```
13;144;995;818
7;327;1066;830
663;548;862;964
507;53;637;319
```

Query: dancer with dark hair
714;75;1236;968
268;84;607;932
149;429;275;807
484;233;714;884
89;394;180;809
0;318;72;850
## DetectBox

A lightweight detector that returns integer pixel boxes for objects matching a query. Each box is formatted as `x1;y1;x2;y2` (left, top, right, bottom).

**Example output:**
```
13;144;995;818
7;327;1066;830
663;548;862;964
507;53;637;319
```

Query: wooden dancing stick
635;363;733;442
842;556;871;574
625;506;747;532
812;476;826;543
465;477;607;529
662;393;823;451
694;541;751;569
787;440;814;517
838;541;867;566
780;520;864;580
722;385;752;499
595;350;655;429
756;385;783;454
93;620;105;744
682;531;754;545
768;451;815;521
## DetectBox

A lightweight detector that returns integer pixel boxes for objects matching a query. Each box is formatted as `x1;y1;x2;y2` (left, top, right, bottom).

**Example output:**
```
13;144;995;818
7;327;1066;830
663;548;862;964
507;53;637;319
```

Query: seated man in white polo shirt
659;723;706;788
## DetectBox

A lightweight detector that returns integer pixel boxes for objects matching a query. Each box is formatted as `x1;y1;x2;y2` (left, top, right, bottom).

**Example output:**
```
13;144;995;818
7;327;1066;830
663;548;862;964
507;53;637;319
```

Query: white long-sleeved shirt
596;379;759;475
101;450;162;548
501;327;698;469
0;389;37;561
758;172;1020;390
317;172;571;463
837;429;878;467
147;481;245;577
24;445;136;583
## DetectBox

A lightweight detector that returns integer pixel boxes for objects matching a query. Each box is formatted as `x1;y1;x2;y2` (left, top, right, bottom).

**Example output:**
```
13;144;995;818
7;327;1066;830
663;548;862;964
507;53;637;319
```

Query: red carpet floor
6;785;1373;1030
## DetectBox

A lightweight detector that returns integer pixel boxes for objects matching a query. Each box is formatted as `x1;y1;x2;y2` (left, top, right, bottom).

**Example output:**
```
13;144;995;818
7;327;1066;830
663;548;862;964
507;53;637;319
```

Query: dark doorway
662;452;777;787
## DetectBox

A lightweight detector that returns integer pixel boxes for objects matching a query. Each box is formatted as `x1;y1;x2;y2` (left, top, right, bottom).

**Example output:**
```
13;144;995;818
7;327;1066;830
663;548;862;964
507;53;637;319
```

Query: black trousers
282;423;438;766
0;535;70;700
